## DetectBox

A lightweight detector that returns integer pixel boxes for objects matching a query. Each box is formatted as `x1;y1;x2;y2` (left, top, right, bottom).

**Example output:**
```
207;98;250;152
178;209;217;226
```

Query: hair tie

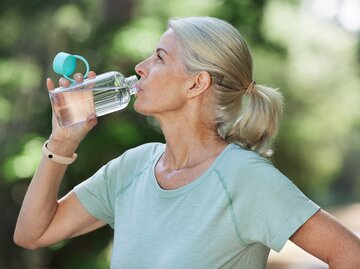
245;80;256;95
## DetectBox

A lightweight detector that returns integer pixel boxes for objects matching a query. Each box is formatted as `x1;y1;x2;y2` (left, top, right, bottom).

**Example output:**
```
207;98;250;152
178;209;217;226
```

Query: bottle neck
124;75;138;95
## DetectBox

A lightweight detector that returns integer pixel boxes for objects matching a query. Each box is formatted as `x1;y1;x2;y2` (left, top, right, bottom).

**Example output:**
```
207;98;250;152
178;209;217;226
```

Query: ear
186;71;212;98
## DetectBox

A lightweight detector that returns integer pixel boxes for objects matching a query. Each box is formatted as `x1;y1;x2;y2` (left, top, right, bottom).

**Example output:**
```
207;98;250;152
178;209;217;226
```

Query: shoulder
217;145;319;250
88;142;164;193
217;144;279;179
73;143;165;222
215;144;297;195
224;143;270;164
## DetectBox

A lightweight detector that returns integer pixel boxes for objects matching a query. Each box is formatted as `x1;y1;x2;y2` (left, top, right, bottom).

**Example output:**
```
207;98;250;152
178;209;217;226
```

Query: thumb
46;78;55;92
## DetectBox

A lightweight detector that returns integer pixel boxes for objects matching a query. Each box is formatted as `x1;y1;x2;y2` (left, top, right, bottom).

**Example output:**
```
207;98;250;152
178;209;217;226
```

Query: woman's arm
290;209;360;269
13;140;105;250
14;73;103;250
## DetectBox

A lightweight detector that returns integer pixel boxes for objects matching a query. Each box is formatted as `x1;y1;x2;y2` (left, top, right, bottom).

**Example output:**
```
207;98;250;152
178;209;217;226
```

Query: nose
135;59;147;78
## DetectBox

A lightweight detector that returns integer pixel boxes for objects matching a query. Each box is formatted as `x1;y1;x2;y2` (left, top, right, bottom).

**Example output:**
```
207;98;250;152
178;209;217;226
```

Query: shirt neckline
149;143;236;198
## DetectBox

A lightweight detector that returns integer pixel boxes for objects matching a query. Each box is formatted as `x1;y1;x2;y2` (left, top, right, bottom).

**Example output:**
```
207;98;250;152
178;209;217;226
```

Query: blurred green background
0;0;359;268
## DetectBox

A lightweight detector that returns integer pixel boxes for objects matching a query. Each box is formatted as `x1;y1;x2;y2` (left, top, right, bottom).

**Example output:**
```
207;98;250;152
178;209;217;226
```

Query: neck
156;112;228;170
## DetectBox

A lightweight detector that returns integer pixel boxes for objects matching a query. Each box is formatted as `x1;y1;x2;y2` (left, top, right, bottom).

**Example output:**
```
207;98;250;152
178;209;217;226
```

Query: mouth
135;84;144;97
137;83;144;92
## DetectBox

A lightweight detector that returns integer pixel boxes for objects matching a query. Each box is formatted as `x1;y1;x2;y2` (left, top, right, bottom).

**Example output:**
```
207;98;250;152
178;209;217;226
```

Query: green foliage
258;0;360;203
0;0;359;268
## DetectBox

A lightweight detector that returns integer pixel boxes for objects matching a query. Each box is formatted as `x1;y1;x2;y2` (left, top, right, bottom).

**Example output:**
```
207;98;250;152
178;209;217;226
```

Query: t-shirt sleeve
73;143;164;229
231;158;320;252
74;164;116;228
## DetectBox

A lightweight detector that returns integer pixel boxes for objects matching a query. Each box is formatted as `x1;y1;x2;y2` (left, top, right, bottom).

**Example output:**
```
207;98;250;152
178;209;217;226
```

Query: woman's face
134;29;192;116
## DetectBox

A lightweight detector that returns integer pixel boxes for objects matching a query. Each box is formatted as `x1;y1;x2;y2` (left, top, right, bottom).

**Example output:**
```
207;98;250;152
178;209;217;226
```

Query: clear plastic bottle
49;71;138;127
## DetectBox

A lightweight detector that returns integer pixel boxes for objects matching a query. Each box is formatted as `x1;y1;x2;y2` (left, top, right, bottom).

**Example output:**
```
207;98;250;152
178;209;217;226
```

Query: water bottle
49;52;138;127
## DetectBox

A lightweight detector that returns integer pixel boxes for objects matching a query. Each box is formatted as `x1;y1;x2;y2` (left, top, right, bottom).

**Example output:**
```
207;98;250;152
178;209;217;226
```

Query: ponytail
218;84;284;157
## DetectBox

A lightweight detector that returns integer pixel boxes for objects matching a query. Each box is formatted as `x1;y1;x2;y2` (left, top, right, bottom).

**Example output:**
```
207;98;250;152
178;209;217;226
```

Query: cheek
134;67;188;114
133;87;185;115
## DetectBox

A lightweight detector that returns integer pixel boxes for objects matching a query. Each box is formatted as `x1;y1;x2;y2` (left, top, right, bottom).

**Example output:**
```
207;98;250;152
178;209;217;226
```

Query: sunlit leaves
0;97;11;122
3;137;44;181
0;11;24;50
53;4;92;42
260;0;360;200
112;18;164;61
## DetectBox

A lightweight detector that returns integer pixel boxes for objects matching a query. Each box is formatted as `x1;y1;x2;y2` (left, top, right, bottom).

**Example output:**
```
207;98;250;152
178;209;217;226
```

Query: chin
134;102;153;116
133;99;168;117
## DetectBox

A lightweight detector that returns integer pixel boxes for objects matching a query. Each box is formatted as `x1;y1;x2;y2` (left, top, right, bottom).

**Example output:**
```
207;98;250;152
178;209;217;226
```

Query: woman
14;17;360;268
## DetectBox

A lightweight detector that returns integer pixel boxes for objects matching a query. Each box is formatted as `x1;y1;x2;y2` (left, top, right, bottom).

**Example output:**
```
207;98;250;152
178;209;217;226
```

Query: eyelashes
156;52;163;61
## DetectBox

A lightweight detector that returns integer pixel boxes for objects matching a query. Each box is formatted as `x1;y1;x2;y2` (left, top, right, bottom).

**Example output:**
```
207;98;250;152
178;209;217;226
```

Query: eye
156;51;163;61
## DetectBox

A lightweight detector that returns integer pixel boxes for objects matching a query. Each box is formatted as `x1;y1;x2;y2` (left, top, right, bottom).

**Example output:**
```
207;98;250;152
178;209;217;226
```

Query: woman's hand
46;71;98;150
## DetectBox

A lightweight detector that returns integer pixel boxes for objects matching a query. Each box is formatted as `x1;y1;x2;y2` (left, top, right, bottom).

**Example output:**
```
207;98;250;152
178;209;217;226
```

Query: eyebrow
156;48;169;55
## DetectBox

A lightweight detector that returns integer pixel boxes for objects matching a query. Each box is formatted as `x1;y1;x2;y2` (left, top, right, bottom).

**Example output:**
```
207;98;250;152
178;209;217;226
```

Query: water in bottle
50;71;138;127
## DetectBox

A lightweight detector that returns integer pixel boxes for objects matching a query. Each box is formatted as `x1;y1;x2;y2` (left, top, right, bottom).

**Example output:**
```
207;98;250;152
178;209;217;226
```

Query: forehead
157;29;181;55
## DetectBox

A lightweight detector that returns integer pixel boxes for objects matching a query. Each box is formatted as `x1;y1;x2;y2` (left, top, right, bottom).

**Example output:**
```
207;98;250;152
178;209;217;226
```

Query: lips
137;83;144;93
135;83;144;97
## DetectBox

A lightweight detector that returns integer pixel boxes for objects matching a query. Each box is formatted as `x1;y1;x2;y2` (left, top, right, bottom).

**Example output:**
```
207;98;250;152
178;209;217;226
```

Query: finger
85;71;97;89
73;73;84;83
47;78;55;92
59;77;70;88
83;113;98;130
88;71;96;78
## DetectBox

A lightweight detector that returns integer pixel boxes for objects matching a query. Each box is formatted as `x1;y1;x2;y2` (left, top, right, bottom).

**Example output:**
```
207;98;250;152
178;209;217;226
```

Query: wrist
47;137;79;157
43;140;78;165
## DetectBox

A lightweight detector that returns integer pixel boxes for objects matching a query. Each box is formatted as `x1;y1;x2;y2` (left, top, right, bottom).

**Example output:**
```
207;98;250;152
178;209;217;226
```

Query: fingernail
74;73;83;80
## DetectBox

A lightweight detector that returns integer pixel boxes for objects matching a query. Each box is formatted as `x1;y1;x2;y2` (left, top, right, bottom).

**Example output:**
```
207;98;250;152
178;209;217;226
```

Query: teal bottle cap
53;52;89;82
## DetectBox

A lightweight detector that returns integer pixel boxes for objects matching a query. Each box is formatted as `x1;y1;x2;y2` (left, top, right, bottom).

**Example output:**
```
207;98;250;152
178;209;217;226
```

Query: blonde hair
168;17;284;157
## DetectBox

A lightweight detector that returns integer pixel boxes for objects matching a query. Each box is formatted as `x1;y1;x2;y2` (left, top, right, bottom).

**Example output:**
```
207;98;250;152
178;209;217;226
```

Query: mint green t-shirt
74;143;320;269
